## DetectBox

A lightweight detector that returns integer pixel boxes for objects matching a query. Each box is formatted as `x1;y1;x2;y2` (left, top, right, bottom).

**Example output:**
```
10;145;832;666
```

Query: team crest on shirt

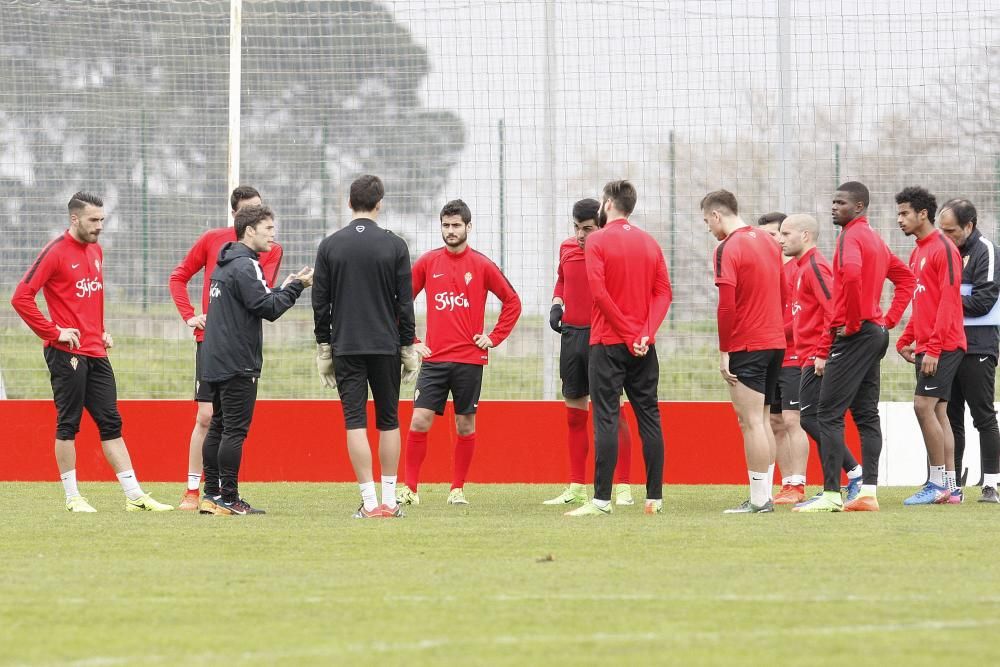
95;259;100;272
964;255;970;268
920;257;926;271
464;272;472;285
70;356;78;371
356;226;365;233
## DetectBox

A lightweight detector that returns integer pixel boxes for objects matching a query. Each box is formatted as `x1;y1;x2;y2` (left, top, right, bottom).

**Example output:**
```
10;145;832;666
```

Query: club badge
464;272;472;285
963;255;970;268
70;356;79;371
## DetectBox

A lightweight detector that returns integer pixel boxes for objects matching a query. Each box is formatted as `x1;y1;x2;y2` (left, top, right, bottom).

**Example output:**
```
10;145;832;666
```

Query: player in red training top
703;190;785;514
168;186;283;510
396;199;521;506
544;198;635;507
779;214;864;500
756;212;809;504
895;186;967;506
11;192;173;513
566;180;672;517
794;181;914;513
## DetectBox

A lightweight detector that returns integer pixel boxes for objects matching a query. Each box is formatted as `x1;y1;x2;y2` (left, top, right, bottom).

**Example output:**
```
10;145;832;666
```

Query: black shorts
44;347;123;441
413;361;484;416
194;342;213;403
559;326;591;400
729;349;784;404
770;365;802;414
914;349;964;400
333;353;401;430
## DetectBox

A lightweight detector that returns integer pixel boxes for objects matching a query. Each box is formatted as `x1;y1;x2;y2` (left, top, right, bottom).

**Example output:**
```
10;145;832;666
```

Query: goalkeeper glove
316;343;336;389
549;304;564;333
400;345;420;383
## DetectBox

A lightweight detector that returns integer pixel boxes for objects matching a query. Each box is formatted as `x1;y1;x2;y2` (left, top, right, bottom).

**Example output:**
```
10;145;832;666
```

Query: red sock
567;407;589;484
405;430;428;492
452;433;476;490
614;413;632;484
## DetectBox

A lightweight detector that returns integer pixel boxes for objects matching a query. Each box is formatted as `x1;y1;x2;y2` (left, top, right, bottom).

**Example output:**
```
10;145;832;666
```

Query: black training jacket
312;218;415;355
200;242;304;382
959;227;1000;357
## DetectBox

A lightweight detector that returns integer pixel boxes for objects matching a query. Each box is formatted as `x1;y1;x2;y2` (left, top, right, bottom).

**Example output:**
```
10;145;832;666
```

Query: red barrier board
0;400;861;484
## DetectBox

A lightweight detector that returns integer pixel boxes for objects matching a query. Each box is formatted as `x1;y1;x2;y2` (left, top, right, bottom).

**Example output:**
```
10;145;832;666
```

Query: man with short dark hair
11;193;173;512
938;199;1000;503
703;190;784;514
895;187;966;505
169;185;283;510
198;205;312;516
566;180;671;517
313;175;418;518
757;212;809;504
544;198;634;506
794;181;914;513
396;198;521;506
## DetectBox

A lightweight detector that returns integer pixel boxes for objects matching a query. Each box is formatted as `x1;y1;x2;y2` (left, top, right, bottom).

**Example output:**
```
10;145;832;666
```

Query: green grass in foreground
1;483;998;666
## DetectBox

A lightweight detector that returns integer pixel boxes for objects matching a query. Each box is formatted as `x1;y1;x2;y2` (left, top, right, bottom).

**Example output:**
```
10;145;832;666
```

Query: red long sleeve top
552;238;593;327
791;247;835;366
780;259;799;367
584;219;672;347
412;246;521;365
169;227;283;342
11;231;108;357
896;230;967;356
819;216;915;357
713;226;786;352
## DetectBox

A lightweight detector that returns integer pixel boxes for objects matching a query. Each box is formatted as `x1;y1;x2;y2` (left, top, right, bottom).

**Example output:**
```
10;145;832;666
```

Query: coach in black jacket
939;199;1000;503
200;204;313;515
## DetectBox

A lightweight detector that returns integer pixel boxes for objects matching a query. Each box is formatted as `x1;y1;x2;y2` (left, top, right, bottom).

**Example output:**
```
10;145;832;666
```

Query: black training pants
947;353;1000;478
589;344;665;502
818;322;888;491
799;366;859;473
202;375;259;502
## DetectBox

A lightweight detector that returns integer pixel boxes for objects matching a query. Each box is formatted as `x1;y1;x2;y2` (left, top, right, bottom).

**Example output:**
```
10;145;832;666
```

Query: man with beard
544;198;635;507
396;199;521;506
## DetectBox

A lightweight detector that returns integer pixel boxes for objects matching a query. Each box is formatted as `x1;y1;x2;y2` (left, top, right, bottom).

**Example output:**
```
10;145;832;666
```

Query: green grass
2;483;998;665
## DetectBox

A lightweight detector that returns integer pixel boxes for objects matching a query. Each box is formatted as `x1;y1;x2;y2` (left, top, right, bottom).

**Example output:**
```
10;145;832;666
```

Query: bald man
779;214;863;501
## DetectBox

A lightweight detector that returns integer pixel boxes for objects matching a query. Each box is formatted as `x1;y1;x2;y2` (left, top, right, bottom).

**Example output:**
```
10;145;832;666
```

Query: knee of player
455;415;476;436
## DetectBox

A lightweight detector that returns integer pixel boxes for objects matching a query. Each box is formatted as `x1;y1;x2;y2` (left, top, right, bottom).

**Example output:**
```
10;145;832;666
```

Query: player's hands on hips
549;303;564;333
102;332;114;350
632;336;650;357
719;351;737;386
920;353;938;376
57;326;81;350
473;334;494;350
413;343;432;358
186;314;206;330
814;357;826;376
898;344;916;364
400;345;420;383
316;343;336;389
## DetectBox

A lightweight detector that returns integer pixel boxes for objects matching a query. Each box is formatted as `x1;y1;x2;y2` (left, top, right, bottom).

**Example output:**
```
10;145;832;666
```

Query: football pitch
2;483;998;666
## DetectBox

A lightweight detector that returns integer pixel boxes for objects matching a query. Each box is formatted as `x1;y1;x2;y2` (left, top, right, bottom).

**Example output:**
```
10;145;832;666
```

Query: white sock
60;469;80;499
945;469;957;491
781;476;792;486
116;470;144;501
359;481;378;511
381;475;397;508
984;473;1000;489
929;465;945;487
186;473;201;492
861;484;877;496
749;470;770;506
788;474;806;486
847;465;862;479
592;498;610;509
